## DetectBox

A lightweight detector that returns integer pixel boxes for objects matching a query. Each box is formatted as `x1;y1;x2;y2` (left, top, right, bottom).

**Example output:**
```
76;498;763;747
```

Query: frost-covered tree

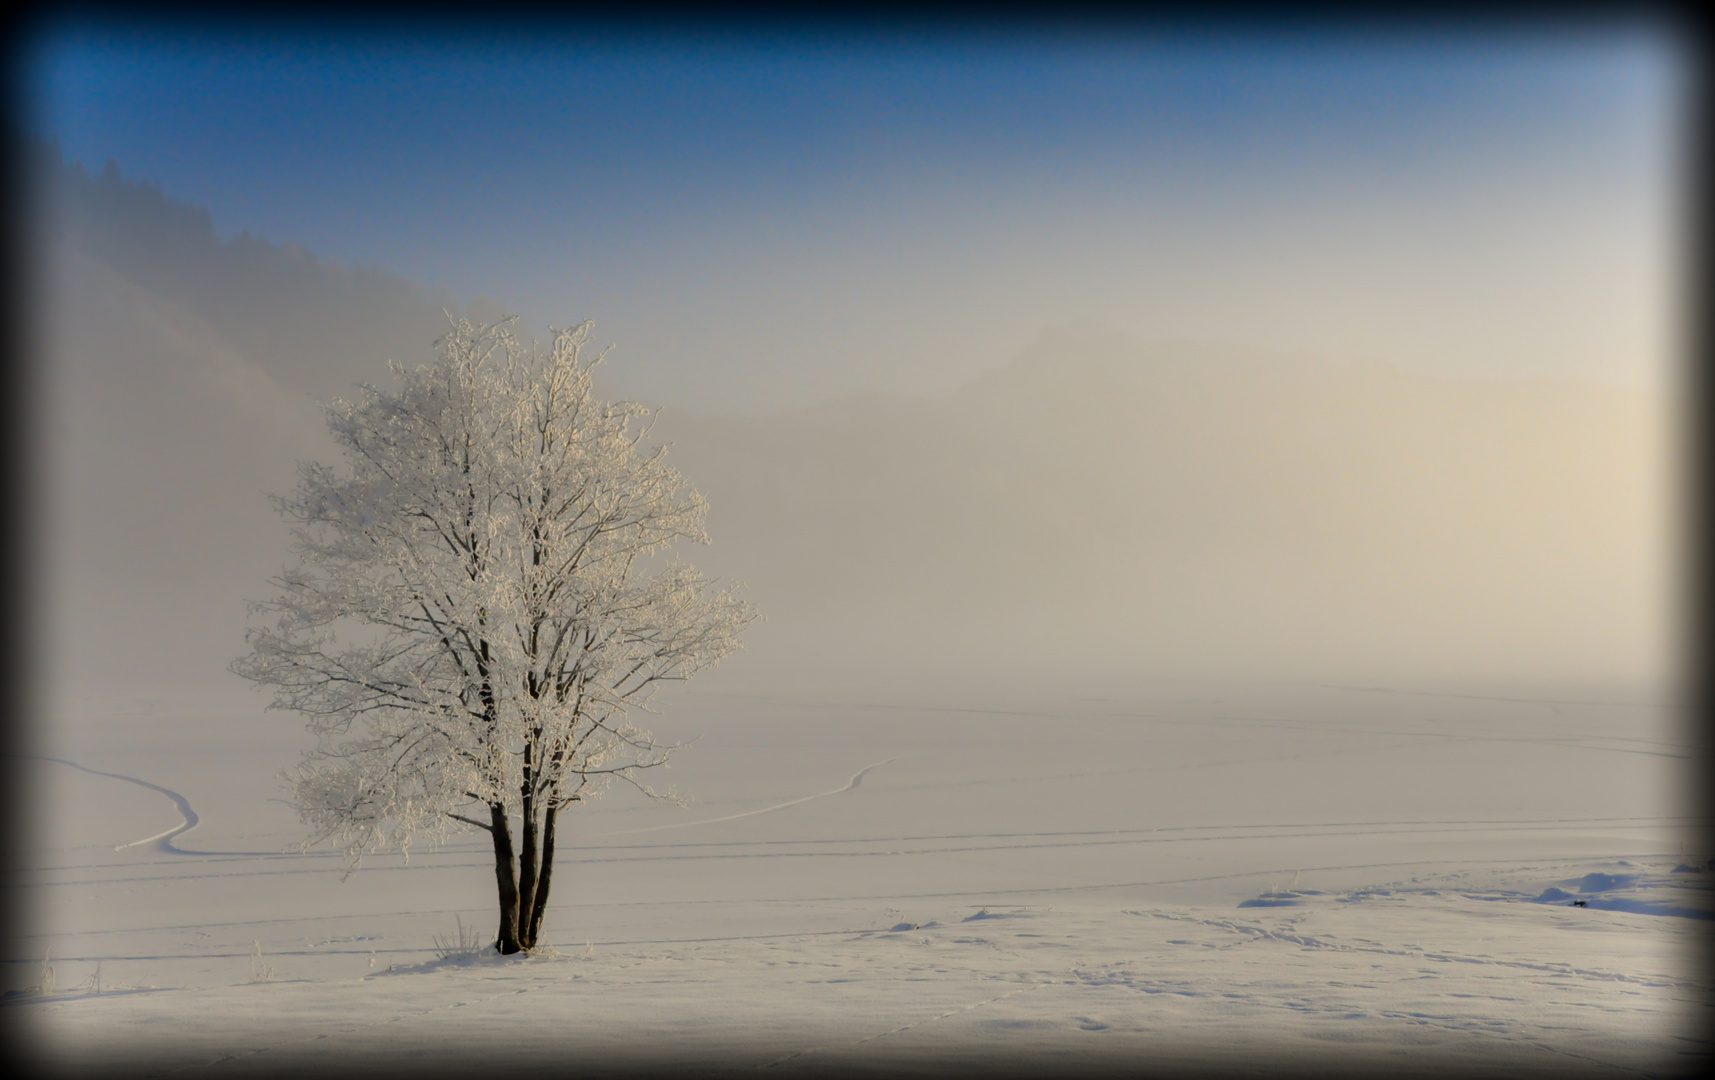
234;317;754;953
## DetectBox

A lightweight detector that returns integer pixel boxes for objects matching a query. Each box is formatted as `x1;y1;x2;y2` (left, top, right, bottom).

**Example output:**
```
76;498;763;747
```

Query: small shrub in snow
432;915;490;963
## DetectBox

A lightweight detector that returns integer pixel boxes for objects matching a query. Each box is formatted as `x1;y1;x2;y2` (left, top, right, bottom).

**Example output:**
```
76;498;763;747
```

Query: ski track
18;745;1697;911
17;754;202;854
26;813;1693;875
20;750;1701;967
18;684;1700;1073
26;753;899;858
24;820;1693;891
588;758;898;836
18;854;1704;967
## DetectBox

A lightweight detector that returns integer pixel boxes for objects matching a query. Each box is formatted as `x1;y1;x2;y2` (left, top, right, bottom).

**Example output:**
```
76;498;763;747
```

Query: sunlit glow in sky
26;18;1684;412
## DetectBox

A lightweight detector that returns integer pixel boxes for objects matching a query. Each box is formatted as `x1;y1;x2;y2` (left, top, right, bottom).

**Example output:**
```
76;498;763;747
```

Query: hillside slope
31;150;1679;717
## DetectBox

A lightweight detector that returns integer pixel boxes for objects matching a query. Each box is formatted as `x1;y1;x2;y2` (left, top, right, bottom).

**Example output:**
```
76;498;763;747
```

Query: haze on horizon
21;16;1688;731
13;25;1702;1074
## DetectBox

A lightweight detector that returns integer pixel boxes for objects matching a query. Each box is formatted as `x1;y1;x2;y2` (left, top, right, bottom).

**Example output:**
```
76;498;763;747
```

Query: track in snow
591;758;898;836
20;754;202;853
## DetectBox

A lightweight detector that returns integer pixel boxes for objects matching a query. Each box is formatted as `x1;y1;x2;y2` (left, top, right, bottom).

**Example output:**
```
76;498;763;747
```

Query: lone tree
234;317;753;953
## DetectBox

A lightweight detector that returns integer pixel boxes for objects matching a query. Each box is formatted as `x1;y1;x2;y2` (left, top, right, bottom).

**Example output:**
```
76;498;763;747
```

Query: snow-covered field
10;677;1709;1076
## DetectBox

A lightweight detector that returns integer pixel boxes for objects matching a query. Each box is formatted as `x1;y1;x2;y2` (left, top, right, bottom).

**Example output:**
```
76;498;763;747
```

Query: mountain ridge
32;150;1678;704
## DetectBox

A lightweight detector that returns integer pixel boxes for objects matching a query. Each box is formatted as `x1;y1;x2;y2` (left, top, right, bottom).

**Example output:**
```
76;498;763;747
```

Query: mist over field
15;24;1702;1075
657;338;1674;691
32;149;1678;731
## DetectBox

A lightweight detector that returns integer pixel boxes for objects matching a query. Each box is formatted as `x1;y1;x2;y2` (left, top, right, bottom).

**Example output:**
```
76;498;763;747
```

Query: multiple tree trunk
488;801;559;953
235;319;752;959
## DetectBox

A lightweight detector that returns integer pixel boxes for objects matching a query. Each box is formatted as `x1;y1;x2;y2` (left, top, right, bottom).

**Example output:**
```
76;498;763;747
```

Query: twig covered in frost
234;316;756;954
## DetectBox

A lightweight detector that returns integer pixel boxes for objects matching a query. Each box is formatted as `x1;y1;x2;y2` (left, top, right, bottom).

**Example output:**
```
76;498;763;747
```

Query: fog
30;147;1679;738
17;32;1700;1071
658;334;1675;691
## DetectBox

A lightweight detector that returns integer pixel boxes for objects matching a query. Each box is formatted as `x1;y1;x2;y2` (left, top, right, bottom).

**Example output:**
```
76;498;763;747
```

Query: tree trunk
489;803;522;954
523;805;560;948
518;804;539;943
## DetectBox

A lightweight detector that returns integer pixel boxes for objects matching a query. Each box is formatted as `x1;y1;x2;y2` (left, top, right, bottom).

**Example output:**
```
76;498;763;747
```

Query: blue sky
25;17;1685;412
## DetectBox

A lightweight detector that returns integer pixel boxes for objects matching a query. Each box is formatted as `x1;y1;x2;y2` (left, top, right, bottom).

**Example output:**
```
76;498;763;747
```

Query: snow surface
11;678;1709;1076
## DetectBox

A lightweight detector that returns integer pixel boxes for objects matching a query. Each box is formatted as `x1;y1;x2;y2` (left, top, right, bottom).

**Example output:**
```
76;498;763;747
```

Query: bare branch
233;316;755;905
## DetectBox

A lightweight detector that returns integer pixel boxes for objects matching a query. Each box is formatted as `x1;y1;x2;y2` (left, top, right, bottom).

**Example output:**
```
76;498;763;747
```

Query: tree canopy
234;317;754;951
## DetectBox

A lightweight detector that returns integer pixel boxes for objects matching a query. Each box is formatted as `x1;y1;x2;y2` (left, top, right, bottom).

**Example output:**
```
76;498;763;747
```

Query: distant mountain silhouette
31;148;1677;720
655;329;1673;687
30;147;513;724
31;141;484;402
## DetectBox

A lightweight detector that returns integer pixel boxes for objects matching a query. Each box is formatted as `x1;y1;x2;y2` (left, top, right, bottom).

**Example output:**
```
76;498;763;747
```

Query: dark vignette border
2;3;1708;1078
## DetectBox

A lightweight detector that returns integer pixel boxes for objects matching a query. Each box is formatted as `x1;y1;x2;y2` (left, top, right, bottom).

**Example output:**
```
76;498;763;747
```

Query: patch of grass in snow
431;916;491;963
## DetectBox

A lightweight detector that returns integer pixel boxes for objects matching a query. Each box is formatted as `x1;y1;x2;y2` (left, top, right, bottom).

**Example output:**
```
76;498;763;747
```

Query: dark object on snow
1571;899;1587;907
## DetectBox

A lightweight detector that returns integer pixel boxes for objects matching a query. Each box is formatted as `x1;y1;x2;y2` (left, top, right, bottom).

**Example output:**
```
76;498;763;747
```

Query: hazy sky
25;16;1685;412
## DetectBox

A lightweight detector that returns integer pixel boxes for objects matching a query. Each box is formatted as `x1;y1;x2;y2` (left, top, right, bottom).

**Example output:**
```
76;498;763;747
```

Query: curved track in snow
592;758;897;837
19;752;901;855
21;754;201;853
